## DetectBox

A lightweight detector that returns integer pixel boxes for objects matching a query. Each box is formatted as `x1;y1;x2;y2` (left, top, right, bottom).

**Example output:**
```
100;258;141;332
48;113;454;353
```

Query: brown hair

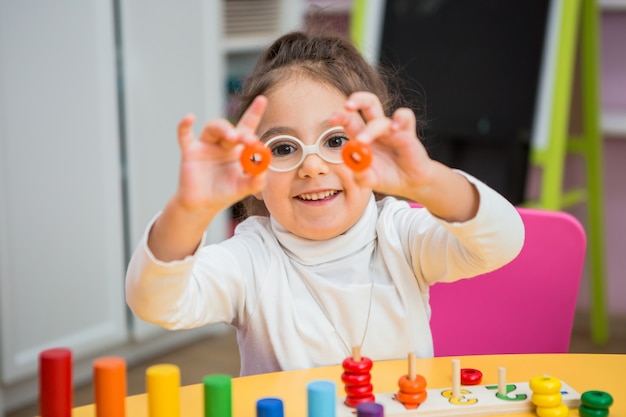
232;30;399;219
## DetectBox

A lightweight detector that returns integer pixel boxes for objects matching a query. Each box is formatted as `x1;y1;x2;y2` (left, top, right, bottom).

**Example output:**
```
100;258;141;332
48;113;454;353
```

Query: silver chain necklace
295;243;377;357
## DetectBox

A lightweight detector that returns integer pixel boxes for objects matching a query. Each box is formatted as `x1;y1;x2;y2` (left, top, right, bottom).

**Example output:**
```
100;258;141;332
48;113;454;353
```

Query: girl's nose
298;153;330;178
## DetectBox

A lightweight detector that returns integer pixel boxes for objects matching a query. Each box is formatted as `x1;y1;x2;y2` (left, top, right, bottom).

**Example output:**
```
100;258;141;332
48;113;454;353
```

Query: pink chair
428;207;587;356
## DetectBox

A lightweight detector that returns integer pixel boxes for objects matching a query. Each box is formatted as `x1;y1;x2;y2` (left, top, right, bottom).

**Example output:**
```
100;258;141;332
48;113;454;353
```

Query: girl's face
255;76;373;240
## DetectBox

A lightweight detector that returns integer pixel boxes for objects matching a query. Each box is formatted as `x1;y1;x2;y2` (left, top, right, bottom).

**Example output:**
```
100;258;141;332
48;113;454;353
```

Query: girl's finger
344;92;386;122
177;114;196;149
329;109;366;138
391;107;417;133
199;119;239;148
236;95;268;139
354;117;393;144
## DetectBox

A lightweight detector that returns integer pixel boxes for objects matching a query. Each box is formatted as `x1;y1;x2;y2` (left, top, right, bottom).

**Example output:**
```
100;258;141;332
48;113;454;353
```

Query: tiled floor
7;312;626;417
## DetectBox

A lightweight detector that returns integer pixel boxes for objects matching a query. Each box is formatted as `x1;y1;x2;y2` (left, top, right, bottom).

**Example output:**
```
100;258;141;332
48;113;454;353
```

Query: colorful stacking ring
536;403;569;417
342;357;373;373
240;142;271;175
529;376;561;394
460;368;483;385
342;141;372;172
581;390;614;409
397;374;427;393
532;393;563;408
579;390;613;417
579;406;610;417
341;372;371;385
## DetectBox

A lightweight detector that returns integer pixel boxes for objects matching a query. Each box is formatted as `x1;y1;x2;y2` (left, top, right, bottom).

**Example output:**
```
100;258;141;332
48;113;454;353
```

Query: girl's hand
331;92;479;222
174;96;268;213
330;92;435;199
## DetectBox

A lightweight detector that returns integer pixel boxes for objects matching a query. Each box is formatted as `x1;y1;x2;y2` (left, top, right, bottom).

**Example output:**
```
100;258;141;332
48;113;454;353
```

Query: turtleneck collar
270;194;378;266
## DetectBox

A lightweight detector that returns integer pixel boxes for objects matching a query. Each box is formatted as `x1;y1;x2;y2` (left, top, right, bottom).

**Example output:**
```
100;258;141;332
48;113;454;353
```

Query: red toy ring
341;371;371;385
460;368;483;385
240;142;271;175
342;141;372;172
342;356;373;373
344;383;374;397
344;394;376;408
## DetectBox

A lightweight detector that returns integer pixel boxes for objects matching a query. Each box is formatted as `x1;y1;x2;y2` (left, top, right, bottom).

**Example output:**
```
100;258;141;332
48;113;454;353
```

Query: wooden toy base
336;381;581;417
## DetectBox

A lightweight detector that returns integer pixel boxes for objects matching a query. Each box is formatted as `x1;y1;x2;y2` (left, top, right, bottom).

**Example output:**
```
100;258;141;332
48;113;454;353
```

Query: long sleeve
380;171;525;286
124;218;202;328
125;217;251;330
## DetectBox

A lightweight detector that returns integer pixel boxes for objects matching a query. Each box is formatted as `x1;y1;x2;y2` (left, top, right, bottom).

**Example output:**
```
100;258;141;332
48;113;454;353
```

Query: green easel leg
580;0;609;344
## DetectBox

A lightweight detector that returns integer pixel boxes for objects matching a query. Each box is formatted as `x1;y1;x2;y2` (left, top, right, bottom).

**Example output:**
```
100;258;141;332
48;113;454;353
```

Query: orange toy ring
342;141;372;172
397;374;427;393
395;390;427;406
240;142;271;175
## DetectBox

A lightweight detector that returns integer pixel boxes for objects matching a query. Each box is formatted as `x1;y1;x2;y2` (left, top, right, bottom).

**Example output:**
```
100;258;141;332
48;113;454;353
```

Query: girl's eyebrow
259;126;297;142
259;121;333;142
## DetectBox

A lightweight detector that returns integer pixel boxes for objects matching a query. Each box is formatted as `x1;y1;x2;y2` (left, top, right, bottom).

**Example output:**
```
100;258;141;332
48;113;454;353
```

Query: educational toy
146;364;181;417
307;380;336;417
240;142;271;175
203;374;232;417
461;368;483;385
579;390;613;417
93;357;126;417
342;140;372;171
334;379;580;417
256;397;284;417
39;348;72;417
357;402;385;417
342;347;375;407
395;352;427;409
37;347;586;417
530;374;569;417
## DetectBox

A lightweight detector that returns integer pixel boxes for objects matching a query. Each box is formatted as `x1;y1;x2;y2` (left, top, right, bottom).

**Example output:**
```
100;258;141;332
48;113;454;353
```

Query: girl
126;31;524;376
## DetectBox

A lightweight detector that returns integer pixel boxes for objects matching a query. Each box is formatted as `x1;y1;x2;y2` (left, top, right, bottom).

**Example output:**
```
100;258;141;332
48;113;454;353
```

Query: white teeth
298;190;337;201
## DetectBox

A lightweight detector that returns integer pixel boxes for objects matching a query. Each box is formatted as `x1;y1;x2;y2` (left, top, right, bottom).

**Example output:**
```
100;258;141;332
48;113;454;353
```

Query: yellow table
69;354;624;417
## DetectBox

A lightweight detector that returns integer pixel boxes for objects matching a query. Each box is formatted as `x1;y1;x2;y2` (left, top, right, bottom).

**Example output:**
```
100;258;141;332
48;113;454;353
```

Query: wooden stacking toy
39;348;73;417
342;346;375;407
93;357;126;417
37;347;586;417
530;375;569;417
240;141;271;175
342;140;372;172
395;352;427;409
579;390;613;417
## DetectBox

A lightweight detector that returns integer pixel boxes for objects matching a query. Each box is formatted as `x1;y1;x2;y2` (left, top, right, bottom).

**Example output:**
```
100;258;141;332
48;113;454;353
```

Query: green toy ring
579;405;609;417
581;390;614;409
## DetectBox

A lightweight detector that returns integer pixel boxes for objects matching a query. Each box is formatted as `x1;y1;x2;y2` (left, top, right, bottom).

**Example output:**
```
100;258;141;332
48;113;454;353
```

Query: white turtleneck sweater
126;173;524;376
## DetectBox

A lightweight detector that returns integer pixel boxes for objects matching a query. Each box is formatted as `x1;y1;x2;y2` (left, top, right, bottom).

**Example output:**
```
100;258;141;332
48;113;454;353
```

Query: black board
378;0;551;204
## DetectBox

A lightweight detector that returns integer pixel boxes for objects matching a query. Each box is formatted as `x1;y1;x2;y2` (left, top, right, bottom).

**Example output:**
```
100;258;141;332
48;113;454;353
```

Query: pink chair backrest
428;207;586;356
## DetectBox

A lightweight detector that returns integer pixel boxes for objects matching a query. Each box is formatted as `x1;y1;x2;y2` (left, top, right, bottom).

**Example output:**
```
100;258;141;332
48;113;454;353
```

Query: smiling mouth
296;190;339;201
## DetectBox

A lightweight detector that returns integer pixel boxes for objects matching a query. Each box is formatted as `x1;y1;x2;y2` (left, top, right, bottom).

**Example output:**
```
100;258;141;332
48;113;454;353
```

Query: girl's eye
269;142;298;157
325;135;349;149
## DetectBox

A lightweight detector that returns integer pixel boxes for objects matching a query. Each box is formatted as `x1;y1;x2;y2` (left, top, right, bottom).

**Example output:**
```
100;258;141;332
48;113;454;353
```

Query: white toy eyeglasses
264;126;350;172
